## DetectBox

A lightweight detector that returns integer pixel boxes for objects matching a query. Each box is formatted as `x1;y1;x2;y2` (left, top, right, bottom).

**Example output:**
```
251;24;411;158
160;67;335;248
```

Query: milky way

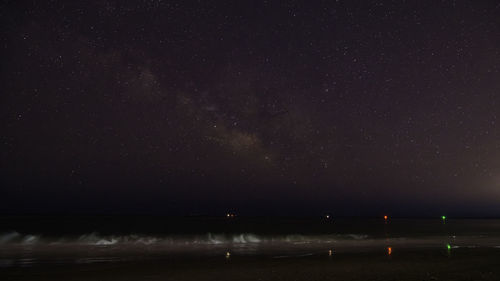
1;1;500;216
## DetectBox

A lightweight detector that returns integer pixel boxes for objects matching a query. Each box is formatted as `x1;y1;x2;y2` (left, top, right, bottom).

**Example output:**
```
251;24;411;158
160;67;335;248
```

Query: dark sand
2;248;500;281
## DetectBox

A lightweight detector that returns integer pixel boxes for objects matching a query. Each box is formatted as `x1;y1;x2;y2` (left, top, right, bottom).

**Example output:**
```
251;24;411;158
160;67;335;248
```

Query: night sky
1;1;500;216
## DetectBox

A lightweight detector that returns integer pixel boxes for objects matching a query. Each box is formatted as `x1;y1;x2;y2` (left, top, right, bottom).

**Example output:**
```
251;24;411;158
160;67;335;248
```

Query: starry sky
1;1;500;216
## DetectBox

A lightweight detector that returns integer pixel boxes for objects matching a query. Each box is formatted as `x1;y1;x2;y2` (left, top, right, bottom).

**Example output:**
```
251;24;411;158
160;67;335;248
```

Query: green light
442;215;446;220
447;244;451;250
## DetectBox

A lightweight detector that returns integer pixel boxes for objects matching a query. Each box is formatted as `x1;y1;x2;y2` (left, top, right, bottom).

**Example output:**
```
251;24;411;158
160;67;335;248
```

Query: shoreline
2;247;500;281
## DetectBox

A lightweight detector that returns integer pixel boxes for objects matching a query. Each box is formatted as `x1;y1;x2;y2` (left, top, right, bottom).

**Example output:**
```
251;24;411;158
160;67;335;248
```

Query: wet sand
2;248;500;281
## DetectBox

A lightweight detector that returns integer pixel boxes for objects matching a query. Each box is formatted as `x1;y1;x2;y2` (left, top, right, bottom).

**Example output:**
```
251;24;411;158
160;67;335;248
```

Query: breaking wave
0;232;40;245
0;231;368;246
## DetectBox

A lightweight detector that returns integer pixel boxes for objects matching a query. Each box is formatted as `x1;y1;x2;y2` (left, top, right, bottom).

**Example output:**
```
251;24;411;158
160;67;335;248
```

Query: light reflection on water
1;242;500;267
2;218;500;267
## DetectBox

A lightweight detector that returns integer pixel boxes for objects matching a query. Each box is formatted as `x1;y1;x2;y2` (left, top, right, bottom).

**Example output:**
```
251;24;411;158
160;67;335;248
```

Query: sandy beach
2;247;500;281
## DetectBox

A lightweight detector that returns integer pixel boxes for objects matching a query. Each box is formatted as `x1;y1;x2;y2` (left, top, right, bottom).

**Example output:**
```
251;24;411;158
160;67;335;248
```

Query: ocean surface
1;216;500;280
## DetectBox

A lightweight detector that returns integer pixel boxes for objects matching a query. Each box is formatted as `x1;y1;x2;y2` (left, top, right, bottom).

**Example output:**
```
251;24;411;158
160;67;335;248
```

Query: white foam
232;234;260;243
347;234;369;240
78;233;120;245
207;233;225;244
136;237;158;245
0;231;375;247
0;232;20;244
95;238;118;245
22;235;39;245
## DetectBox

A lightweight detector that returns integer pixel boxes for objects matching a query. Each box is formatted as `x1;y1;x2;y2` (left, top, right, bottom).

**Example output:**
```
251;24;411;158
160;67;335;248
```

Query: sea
1;216;500;280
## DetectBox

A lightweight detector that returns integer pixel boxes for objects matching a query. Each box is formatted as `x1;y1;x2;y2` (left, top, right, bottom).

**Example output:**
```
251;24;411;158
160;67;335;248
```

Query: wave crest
0;231;369;246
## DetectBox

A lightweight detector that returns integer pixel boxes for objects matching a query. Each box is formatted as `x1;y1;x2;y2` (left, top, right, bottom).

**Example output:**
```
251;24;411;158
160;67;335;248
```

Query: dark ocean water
1;216;500;266
2;217;500;280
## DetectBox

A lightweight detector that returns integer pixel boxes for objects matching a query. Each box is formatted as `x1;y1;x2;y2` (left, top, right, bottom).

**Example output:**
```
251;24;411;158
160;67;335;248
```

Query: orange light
387;247;392;255
328;249;333;256
384;215;388;220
